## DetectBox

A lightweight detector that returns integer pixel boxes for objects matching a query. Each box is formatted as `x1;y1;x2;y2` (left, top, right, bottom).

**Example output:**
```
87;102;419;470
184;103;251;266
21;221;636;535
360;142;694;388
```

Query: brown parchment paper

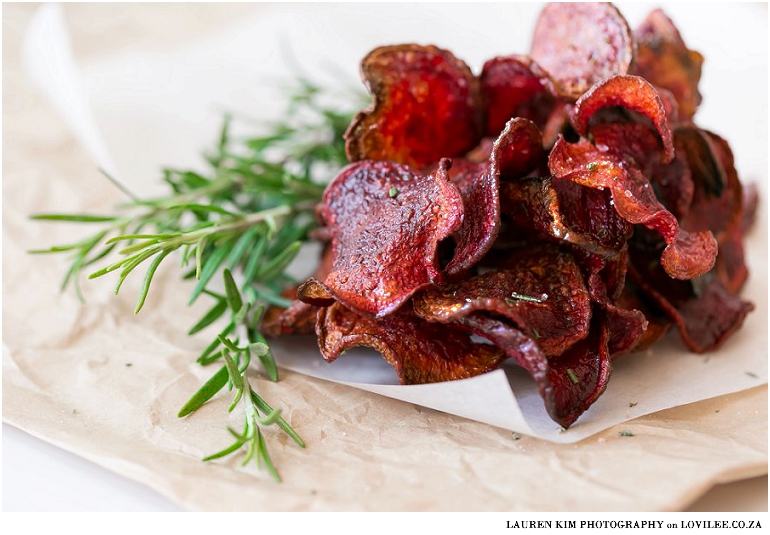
3;3;767;512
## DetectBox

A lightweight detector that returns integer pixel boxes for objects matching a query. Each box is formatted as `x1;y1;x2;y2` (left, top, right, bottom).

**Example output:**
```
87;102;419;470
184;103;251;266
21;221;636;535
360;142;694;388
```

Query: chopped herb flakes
566;368;579;384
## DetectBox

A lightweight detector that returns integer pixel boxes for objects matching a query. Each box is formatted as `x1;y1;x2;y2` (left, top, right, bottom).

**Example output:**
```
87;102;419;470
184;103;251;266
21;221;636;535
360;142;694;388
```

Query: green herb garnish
31;79;364;480
505;291;544;304
566;368;579;384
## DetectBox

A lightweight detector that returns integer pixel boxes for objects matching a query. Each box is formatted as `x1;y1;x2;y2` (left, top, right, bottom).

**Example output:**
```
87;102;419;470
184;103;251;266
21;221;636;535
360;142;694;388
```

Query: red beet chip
296;277;336;307
439;118;544;276
414;244;592;357
551;179;632;256
741;183;759;234
627;253;754;353
493;117;545;180
649;148;695;221
571;75;675;163
316;303;506;384
499;178;629;260
678;128;743;238
316;159;463;317
442;158;500;277
549;135;717;280
439;158;499;277
715;226;749;295
262;298;319;337
682;129;751;294
675;278;754;353
590;122;666;171
530;3;633;99
345;44;482;168
576;250;647;359
541;103;571;149
655;87;681;125
603;302;647;358
633;9;704;122
480;54;557;136
262;244;334;337
616;281;672;352
715;180;758;294
462;312;611;429
590;121;695;220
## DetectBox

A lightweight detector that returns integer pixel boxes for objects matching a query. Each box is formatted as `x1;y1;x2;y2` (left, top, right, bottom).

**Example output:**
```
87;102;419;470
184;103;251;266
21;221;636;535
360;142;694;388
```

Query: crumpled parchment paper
3;2;767;511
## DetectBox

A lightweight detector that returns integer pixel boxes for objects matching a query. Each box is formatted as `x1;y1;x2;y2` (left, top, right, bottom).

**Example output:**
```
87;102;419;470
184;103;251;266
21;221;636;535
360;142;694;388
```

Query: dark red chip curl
480;55;557;136
549;135;717;280
414;245;591;357
571;75;675;163
317;303;506;384
462;313;611;429
317;159;463;317
627;254;754;353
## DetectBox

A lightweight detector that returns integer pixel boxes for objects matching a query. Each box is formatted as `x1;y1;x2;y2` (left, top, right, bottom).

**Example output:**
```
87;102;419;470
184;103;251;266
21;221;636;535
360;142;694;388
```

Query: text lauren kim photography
504;519;764;530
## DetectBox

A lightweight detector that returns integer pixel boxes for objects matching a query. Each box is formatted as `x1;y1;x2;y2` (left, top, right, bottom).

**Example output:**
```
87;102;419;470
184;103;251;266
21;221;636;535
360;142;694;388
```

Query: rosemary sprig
31;79;364;479
179;270;305;481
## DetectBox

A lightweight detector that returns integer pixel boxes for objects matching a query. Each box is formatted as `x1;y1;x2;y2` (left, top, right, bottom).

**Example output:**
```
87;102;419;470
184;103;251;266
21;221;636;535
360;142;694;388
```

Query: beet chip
480;55;556;136
616;281;672;352
262;299;318;337
440;161;499;277
317;159;463;317
741;183;759;233
677;128;742;238
571;75;675;163
317;303;506;384
462;313;611;429
627;254;754;353
577;251;647;359
715;225;749;295
263;244;335;337
551;179;632;257
432;118;545;276
443;160;499;277
530;3;633;99
634;9;704;122
549;135;717;280
296;277;336;307
345;44;481;168
414;245;592;357
678;129;750;294
493;118;545;180
500;178;629;260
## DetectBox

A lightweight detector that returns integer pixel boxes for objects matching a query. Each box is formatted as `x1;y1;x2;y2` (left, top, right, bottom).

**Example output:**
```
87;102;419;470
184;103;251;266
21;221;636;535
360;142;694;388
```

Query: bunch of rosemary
31;80;362;481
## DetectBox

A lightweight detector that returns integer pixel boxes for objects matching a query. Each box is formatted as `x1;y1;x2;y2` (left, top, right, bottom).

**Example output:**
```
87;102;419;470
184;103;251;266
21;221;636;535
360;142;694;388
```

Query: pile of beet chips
265;3;756;428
